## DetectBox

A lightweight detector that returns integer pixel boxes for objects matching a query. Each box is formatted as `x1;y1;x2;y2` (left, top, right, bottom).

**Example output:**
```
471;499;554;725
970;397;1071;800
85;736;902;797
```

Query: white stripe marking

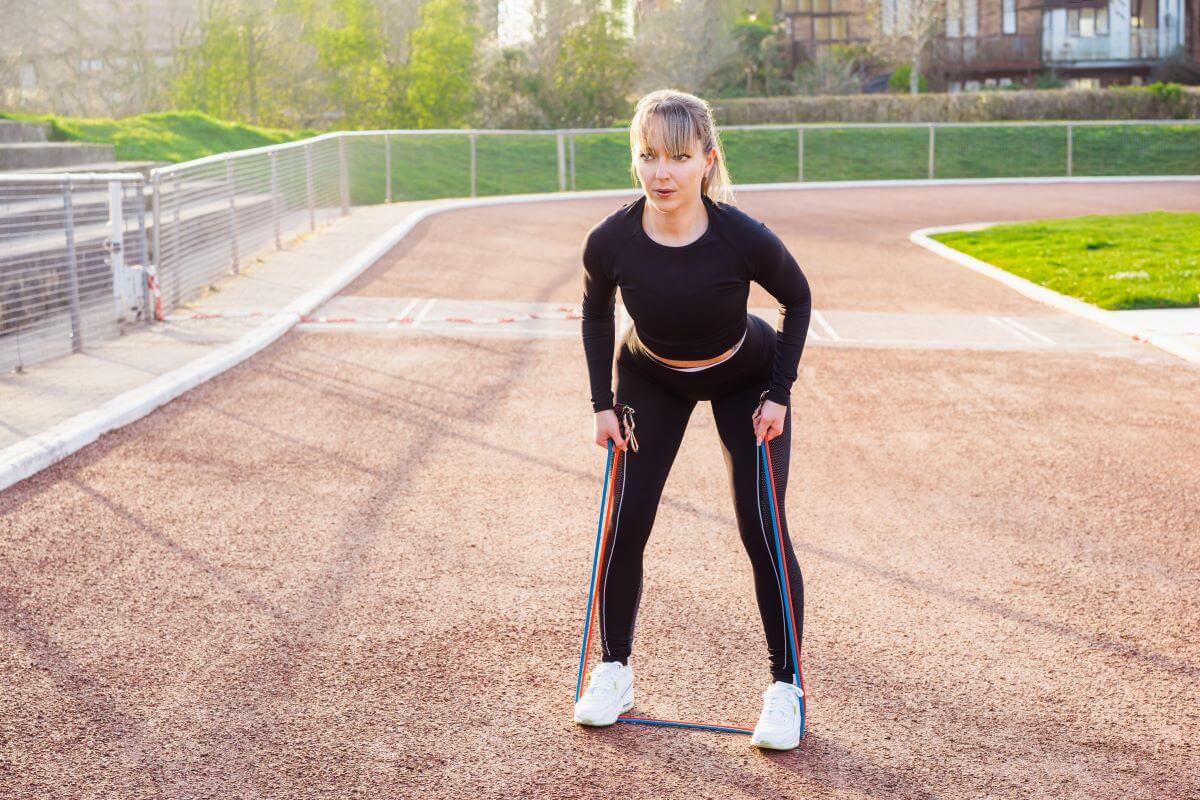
987;315;1037;344
1002;316;1056;345
812;310;841;342
388;298;420;328
411;298;436;328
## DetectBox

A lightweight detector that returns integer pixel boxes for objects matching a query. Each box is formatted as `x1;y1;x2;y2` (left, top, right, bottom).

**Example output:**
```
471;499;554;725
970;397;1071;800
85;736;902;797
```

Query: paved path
2;181;1198;799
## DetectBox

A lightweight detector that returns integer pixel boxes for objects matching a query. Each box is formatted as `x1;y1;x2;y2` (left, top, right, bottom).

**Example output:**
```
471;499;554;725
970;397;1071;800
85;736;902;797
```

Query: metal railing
3;119;1199;372
0;173;148;372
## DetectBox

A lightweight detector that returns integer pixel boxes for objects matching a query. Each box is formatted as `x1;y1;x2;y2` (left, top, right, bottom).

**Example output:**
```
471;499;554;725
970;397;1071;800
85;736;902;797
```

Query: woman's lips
653;189;674;197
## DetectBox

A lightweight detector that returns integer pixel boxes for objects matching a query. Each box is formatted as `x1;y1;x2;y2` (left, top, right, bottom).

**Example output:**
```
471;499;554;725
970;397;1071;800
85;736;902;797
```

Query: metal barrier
0;173;148;373
2;119;1199;372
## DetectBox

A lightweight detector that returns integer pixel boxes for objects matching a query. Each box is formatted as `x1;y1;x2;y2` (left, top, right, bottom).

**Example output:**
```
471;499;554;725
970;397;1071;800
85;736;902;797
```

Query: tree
552;4;636;126
172;0;280;123
307;0;397;128
630;0;741;97
472;41;551;128
404;0;481;128
860;0;947;95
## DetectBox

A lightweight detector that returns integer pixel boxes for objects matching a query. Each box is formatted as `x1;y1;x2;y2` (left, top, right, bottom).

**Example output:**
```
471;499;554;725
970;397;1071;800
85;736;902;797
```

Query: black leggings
601;312;804;684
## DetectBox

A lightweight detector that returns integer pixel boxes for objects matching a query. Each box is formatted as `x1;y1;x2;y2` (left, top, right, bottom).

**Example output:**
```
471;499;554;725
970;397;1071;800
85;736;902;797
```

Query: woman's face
634;118;715;212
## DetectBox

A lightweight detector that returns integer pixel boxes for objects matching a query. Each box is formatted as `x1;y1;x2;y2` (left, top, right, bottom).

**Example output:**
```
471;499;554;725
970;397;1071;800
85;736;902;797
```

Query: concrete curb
4;178;1199;492
909;220;1200;367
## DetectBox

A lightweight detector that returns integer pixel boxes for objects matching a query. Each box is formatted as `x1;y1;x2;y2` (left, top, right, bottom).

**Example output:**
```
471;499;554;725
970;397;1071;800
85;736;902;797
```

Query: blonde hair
628;89;735;206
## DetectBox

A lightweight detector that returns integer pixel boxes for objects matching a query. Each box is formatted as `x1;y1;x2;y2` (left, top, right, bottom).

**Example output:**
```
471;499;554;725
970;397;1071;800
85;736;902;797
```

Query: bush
711;84;1200;124
887;63;928;93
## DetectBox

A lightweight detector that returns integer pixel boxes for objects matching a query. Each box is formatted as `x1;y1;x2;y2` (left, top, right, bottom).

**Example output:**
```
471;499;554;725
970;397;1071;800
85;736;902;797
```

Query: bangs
631;103;702;158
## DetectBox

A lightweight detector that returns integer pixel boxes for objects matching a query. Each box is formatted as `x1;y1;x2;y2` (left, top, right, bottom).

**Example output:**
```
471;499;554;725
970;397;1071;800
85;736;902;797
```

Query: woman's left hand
753;399;786;445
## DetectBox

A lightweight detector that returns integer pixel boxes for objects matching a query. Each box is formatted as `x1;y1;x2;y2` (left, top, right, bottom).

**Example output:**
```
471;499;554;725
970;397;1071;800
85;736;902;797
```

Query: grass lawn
0;110;311;162
5;111;1197;195
929;211;1200;310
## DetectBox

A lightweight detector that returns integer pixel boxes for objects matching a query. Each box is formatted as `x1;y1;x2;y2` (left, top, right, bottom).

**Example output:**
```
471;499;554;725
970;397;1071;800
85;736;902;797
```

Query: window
946;0;978;37
791;0;851;42
1068;6;1109;36
19;63;36;90
1002;0;1017;33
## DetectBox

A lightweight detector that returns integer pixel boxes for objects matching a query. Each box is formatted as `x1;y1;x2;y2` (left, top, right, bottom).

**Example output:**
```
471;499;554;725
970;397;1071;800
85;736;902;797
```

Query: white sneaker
750;680;805;750
573;660;634;726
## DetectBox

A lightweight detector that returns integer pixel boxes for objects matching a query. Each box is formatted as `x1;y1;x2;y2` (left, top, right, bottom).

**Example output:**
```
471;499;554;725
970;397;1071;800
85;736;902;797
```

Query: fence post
305;142;316;231
385;132;393;204
797;127;804;182
338;136;349;215
224;156;240;273
269;149;282;249
170;173;183;307
928;123;936;180
569;134;576;191
557;133;566;192
62;178;83;353
107;179;126;318
150;173;162;321
1066;123;1074;177
469;133;477;198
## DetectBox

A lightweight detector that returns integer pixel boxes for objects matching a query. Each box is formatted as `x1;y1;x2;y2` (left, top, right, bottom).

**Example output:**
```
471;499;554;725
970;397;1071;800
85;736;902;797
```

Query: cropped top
581;193;812;413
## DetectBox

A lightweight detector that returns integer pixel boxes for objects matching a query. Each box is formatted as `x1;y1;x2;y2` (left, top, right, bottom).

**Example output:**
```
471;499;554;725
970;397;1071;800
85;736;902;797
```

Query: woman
573;89;813;751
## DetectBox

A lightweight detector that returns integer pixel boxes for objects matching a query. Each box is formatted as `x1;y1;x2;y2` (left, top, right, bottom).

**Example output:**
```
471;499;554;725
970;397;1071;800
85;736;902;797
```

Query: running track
2;182;1198;799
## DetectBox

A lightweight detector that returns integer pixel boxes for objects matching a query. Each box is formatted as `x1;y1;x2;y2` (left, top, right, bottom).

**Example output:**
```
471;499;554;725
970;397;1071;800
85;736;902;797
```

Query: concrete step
0;120;50;143
1;191;276;268
0;142;116;170
2;159;162;178
1;187;152;237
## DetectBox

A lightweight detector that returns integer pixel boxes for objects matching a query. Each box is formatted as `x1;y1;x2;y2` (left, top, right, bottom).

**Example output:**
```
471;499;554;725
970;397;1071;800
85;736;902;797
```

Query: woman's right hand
594;408;628;451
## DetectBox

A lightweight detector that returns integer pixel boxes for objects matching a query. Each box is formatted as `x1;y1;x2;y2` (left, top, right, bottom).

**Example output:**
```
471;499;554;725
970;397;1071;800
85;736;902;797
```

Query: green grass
0;110;311;162
929;211;1200;310
6;110;1198;201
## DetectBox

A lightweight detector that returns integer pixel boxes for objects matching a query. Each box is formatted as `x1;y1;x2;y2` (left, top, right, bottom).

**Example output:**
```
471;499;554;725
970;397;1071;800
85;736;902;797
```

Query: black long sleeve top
581;193;812;413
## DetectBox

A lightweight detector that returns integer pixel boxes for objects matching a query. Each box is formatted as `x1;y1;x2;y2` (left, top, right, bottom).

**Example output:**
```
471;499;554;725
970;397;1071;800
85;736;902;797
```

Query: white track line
987;315;1039;345
811;310;842;341
411;298;436;328
388;298;420;328
1001;316;1056;345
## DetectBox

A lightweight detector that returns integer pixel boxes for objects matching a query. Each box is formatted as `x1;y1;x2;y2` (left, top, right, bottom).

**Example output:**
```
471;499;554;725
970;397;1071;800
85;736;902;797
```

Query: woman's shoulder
707;196;785;265
708;196;775;241
582;196;642;260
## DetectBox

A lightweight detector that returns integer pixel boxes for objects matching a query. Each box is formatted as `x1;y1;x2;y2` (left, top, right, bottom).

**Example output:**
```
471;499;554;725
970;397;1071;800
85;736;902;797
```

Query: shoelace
760;684;802;724
584;664;622;702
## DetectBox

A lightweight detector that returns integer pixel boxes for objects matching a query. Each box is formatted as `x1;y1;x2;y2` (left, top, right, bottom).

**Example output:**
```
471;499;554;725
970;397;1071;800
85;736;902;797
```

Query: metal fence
0;173;148;372
3;118;1199;373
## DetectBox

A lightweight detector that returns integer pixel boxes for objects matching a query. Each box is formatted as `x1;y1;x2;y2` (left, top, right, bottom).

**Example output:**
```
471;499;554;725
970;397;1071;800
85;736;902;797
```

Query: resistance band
574;404;806;737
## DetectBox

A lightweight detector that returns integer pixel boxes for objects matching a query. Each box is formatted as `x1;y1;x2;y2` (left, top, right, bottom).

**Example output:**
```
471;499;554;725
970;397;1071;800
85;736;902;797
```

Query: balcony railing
933;35;1041;69
1044;28;1175;63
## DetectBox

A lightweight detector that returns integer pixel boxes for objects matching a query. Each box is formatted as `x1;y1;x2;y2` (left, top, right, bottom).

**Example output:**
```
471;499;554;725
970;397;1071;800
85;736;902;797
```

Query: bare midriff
642;342;738;368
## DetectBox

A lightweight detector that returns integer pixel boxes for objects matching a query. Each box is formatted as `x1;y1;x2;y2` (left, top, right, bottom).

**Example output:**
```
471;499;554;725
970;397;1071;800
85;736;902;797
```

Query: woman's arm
751;222;813;409
581;227;617;414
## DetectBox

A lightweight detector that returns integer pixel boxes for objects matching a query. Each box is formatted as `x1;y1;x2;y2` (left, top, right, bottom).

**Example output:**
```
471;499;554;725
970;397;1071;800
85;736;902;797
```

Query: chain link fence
2;119;1198;373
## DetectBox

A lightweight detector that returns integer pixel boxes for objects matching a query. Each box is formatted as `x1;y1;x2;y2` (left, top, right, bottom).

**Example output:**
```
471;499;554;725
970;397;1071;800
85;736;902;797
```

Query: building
778;0;1195;90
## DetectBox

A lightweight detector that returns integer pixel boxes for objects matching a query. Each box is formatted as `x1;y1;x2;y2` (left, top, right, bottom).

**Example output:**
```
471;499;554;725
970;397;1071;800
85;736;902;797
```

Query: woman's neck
641;194;708;247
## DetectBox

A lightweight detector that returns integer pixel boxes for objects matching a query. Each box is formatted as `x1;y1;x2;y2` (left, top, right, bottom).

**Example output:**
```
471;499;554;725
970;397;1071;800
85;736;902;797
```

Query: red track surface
2;183;1199;799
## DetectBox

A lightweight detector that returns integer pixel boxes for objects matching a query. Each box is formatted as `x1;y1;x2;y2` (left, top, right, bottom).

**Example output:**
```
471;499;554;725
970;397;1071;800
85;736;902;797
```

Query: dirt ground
2;182;1198;799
